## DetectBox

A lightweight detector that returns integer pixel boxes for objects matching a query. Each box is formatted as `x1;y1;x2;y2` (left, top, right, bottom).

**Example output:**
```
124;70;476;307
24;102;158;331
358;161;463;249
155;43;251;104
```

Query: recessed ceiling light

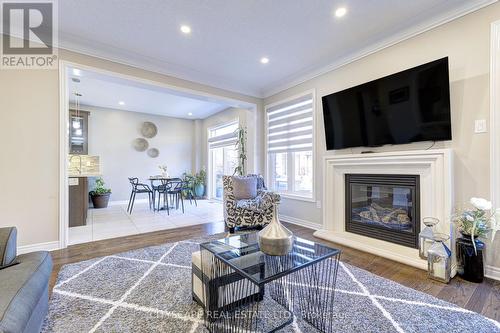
260;57;269;64
335;7;347;18
118;101;125;106
180;25;191;34
188;112;193;116
72;68;81;76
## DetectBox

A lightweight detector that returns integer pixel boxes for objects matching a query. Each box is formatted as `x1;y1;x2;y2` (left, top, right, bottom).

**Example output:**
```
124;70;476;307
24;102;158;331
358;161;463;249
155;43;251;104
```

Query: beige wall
0;41;261;248
0;69;60;247
264;4;500;268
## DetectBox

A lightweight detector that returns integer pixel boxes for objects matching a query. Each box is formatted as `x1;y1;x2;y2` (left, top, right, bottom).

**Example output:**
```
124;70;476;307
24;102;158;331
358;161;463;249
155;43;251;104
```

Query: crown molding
45;0;499;99
261;0;497;98
57;32;263;98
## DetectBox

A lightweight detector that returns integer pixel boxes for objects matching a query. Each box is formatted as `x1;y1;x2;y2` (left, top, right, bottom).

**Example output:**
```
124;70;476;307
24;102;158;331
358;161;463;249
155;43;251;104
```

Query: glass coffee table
199;233;341;333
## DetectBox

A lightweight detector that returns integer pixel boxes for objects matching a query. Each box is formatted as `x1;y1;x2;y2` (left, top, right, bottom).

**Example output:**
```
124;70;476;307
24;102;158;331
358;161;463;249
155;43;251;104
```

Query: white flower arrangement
158;165;169;177
453;197;499;254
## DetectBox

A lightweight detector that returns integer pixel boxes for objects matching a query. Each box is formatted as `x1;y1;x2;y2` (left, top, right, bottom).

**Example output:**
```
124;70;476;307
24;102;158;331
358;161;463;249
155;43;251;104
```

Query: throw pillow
0;227;17;270
232;176;257;200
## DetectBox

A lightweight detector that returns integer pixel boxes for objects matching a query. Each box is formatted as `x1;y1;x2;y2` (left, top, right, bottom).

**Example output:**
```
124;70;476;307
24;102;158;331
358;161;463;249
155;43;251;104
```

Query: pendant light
73;92;82;129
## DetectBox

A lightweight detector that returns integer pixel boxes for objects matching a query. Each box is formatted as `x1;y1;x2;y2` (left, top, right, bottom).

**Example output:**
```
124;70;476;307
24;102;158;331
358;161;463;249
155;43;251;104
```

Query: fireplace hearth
345;174;420;248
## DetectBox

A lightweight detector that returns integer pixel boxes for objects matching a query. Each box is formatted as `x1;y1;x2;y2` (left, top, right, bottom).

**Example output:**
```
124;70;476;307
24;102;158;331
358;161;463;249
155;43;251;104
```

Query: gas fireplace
345;174;420;248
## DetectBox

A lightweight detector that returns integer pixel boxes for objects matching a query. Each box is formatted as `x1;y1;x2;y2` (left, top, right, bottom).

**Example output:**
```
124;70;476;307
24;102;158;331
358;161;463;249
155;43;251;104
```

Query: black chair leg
165;193;170;215
127;191;134;213
193;191;197;207
180;195;184;213
148;192;152;210
130;192;136;213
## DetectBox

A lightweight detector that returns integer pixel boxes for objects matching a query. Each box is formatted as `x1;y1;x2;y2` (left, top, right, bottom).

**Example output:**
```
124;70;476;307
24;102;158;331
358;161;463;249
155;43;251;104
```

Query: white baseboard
18;241;60;255
280;215;322;230
485;265;500;281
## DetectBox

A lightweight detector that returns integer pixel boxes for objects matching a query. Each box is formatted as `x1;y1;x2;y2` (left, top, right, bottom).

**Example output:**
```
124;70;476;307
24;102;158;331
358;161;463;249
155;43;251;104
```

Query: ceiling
58;0;495;98
67;68;235;119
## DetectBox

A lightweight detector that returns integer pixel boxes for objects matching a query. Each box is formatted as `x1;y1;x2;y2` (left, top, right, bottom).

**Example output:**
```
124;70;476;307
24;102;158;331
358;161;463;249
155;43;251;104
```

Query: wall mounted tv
322;57;452;150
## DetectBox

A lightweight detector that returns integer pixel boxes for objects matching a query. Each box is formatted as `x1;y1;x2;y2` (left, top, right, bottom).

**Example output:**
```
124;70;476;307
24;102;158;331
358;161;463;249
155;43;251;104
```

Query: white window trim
264;89;316;202
207;118;240;201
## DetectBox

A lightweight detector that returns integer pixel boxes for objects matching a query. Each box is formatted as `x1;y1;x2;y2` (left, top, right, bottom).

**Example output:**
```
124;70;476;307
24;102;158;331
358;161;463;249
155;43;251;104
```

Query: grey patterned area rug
43;234;500;333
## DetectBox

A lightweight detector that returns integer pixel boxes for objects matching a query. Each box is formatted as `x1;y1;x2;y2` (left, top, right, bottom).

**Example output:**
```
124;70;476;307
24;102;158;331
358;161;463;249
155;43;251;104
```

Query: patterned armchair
223;174;280;233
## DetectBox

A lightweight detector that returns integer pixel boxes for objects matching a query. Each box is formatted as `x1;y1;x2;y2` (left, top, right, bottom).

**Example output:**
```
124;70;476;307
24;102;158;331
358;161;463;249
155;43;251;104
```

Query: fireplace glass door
345;174;420;248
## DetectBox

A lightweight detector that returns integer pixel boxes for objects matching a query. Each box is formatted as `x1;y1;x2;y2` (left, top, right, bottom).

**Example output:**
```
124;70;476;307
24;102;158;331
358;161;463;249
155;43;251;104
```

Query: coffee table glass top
200;233;340;285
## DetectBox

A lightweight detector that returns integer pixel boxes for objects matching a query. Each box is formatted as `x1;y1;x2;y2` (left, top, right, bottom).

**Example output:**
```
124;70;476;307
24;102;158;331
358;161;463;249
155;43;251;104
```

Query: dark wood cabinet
69;177;89;227
69;110;89;155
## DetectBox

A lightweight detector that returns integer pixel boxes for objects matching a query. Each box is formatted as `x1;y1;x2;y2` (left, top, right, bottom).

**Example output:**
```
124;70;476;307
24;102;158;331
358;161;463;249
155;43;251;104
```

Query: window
208;120;239;200
209;121;239;138
266;92;314;199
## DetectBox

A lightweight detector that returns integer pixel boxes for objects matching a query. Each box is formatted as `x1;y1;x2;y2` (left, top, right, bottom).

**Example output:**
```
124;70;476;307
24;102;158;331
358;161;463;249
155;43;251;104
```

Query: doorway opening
59;61;257;247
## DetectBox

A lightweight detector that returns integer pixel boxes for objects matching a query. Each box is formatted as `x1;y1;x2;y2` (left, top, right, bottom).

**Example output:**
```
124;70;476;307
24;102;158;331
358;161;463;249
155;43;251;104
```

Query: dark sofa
0;227;52;333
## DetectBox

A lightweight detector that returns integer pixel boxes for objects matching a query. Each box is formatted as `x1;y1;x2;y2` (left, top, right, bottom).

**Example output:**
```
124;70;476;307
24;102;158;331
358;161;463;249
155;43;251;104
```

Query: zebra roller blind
266;93;314;154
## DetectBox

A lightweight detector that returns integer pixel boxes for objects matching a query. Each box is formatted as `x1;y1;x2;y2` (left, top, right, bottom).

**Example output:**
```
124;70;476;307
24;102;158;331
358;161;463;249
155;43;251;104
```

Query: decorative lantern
419;217;439;259
427;233;451;283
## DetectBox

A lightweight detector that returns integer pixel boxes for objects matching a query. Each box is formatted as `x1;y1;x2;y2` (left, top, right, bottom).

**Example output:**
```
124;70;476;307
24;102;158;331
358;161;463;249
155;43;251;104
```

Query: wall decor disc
141;122;158;138
147;148;159;158
132;138;149;152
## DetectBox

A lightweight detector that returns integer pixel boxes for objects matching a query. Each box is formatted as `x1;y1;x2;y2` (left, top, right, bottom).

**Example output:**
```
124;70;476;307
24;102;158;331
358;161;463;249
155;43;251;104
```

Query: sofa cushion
0;251;52;333
0;227;17;269
232;176;257;200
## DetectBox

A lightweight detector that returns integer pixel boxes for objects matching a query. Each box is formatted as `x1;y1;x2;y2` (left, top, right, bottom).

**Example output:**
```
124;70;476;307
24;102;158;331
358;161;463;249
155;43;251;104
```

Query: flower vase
258;205;294;256
456;235;485;283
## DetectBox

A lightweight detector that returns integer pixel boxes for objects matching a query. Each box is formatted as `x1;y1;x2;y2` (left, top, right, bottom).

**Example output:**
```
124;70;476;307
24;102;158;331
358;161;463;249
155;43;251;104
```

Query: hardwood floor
49;221;500;322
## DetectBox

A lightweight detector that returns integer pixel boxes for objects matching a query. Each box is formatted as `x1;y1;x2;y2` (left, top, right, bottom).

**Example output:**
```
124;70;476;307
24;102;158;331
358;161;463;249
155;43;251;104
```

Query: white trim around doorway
58;60;257;249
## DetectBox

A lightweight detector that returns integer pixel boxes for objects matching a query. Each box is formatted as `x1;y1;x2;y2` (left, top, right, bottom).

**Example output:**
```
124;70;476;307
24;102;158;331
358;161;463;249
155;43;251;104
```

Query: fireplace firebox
345;174;420;248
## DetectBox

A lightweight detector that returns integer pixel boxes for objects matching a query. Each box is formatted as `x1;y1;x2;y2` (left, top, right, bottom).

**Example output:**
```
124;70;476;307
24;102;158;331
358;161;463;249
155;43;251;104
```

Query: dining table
149;176;181;210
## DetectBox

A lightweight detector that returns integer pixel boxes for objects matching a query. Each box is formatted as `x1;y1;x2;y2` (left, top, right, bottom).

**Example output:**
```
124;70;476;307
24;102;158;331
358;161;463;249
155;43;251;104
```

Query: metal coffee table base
201;250;340;333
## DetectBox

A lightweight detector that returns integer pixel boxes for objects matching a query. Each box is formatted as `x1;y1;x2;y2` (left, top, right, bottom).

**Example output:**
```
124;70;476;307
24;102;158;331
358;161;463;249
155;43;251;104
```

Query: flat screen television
322;57;452;150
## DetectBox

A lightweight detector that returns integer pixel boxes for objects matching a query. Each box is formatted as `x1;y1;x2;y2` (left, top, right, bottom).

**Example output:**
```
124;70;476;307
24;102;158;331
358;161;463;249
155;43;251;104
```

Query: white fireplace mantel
313;149;455;272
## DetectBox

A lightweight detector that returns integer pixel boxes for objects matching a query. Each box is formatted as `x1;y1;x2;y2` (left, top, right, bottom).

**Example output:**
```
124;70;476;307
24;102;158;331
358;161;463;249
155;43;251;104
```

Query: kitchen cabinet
69;177;88;227
69;110;89;155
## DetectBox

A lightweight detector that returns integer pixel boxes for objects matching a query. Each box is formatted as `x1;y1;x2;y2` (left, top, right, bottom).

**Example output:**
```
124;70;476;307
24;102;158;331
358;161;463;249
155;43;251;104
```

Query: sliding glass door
208;121;239;200
210;146;238;200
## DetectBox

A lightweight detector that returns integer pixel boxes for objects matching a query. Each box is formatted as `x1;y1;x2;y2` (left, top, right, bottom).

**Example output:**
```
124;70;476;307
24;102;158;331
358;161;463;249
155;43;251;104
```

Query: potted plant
233;126;247;176
453;198;497;282
182;169;206;198
89;177;112;209
193;168;206;198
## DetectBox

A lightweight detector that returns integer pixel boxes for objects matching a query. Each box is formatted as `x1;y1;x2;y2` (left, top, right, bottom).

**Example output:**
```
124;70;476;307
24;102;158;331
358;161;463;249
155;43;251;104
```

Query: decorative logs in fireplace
356;202;411;226
345;174;420;248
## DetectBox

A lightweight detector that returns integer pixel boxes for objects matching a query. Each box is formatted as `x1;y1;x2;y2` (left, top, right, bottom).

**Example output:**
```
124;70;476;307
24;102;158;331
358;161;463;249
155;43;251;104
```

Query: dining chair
155;179;173;215
181;179;197;207
127;177;153;214
150;178;164;212
166;178;185;213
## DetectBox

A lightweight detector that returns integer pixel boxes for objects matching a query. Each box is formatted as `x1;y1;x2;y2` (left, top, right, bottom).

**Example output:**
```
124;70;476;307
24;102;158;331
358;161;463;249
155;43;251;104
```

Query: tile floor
68;199;224;245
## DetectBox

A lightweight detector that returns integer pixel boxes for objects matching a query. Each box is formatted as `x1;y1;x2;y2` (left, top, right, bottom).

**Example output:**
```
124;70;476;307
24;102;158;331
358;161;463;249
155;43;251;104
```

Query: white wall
84;106;194;201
